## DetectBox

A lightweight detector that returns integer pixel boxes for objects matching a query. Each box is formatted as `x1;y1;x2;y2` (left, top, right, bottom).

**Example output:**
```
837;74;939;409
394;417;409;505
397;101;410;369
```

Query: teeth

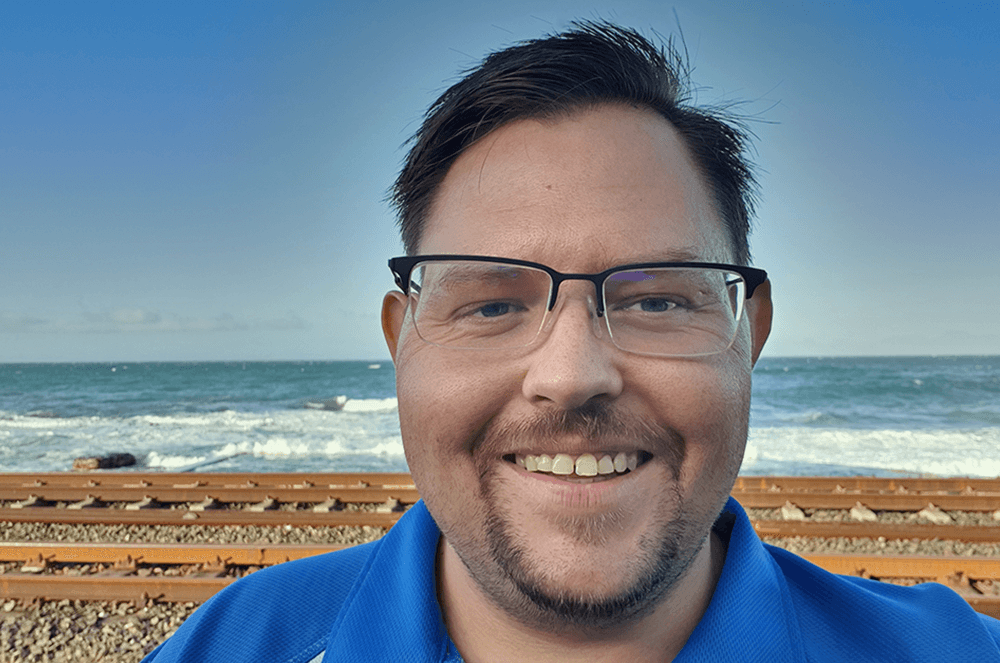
515;451;641;478
575;453;598;476
551;454;574;475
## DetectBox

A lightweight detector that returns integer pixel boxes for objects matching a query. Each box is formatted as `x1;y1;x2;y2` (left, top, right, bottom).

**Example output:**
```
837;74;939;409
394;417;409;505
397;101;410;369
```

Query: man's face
383;104;771;629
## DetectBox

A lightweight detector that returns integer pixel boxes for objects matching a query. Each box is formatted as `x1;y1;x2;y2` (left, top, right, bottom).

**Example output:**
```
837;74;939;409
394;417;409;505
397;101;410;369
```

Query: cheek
395;342;518;471
647;355;750;491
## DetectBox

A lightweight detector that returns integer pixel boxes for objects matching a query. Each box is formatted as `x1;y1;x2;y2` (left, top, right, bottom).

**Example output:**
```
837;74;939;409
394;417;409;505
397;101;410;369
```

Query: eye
637;298;678;313
476;302;512;318
613;296;684;314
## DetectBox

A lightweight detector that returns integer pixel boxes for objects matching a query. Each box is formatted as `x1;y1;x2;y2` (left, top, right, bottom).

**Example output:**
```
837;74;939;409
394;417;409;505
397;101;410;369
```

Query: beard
448;402;715;632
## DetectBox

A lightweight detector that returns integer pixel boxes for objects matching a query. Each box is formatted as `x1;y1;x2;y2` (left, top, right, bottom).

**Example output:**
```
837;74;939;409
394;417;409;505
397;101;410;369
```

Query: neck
437;529;727;663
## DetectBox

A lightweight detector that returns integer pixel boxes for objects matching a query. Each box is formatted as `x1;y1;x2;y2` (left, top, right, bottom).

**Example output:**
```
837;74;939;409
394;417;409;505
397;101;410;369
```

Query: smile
503;451;653;482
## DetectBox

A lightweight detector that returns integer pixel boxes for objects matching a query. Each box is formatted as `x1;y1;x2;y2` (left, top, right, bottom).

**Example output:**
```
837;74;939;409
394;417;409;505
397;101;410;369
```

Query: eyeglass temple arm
743;270;768;298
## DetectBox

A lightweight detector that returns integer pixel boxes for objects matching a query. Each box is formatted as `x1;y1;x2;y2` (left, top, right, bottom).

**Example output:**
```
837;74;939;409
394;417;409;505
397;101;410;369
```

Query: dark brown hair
390;21;758;264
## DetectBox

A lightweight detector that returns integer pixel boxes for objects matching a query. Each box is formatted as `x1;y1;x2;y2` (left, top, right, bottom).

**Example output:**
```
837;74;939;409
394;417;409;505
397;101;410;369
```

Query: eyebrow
616;248;716;264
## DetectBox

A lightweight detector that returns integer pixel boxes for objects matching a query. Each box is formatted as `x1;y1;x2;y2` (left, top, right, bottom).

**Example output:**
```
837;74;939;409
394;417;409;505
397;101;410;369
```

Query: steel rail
753;520;1000;543
0;485;421;504
735;492;1000;512
3;472;998;494
0;507;403;527
0;542;346;566
734;476;1000;493
0;472;415;488
3;481;999;513
2;499;998;528
802;553;1000;582
6;487;995;511
3;550;998;618
0;574;234;604
4;473;1000;511
6;540;1000;572
4;573;997;617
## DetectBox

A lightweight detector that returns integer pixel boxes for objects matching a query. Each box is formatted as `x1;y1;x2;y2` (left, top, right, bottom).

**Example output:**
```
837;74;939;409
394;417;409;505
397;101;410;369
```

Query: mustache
475;402;686;478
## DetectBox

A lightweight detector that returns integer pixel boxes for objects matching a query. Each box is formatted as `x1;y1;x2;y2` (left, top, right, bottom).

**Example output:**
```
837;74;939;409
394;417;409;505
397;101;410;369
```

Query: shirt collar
324;500;454;662
674;497;806;661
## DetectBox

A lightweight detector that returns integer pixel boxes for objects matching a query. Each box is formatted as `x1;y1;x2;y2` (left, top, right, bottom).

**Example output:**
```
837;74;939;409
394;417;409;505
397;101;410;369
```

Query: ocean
1;357;998;477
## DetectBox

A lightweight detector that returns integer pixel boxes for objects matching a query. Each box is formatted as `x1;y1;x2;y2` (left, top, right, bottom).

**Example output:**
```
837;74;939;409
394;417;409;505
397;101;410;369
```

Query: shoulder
142;540;379;663
765;544;1000;660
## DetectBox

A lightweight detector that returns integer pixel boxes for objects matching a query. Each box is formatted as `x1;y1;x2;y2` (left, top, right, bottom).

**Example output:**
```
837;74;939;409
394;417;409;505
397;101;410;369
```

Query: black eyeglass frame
388;255;768;317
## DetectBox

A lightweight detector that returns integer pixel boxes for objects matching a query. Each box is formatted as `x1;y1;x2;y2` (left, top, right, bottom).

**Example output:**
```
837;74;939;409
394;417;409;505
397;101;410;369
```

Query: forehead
421;104;732;269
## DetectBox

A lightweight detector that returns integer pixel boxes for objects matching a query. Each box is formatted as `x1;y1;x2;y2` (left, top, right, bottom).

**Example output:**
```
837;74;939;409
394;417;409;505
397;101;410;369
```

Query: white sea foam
3;415;82;429
251;437;316;457
0;403;405;472
356;438;405;457
746;426;1000;477
146;451;209;469
341;398;398;413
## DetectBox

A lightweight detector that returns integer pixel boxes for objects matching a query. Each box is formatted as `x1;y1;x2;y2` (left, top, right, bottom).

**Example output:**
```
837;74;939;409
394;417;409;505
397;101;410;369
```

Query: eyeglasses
388;255;767;357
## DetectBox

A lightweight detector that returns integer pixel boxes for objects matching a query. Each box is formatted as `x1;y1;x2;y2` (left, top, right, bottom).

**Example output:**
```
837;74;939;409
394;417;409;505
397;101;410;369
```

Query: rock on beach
72;453;137;471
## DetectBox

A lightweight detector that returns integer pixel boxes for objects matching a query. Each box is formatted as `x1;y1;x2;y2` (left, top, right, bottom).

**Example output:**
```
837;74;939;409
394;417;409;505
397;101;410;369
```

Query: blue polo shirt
143;498;1000;662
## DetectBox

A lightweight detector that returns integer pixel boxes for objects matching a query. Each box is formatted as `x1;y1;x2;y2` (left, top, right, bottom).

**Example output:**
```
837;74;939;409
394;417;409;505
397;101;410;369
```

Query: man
144;22;1000;662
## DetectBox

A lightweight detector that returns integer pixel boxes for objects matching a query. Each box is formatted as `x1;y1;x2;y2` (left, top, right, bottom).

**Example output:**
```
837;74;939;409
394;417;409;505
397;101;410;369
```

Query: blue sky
2;1;997;361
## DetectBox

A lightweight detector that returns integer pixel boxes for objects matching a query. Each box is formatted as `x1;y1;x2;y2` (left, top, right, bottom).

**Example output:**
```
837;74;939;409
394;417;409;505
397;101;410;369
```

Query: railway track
3;472;998;525
2;473;999;617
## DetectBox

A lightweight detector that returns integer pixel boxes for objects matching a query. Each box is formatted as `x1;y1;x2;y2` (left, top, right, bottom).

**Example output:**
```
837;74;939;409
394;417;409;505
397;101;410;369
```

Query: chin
488;510;706;631
469;473;708;631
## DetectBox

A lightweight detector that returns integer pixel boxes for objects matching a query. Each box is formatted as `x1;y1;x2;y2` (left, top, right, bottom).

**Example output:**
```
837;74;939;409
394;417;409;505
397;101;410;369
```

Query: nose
521;292;624;410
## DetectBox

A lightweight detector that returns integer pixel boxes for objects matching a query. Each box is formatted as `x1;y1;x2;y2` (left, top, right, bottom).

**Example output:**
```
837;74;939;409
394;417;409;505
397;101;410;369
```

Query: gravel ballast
0;521;387;546
1;599;198;663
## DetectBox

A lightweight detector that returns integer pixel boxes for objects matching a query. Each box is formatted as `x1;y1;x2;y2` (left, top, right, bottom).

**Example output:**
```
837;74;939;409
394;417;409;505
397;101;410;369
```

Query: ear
745;279;772;366
382;291;409;362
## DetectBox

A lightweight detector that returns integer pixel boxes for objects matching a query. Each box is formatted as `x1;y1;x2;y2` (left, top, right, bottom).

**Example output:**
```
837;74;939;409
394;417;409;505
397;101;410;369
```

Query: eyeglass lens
407;260;746;356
